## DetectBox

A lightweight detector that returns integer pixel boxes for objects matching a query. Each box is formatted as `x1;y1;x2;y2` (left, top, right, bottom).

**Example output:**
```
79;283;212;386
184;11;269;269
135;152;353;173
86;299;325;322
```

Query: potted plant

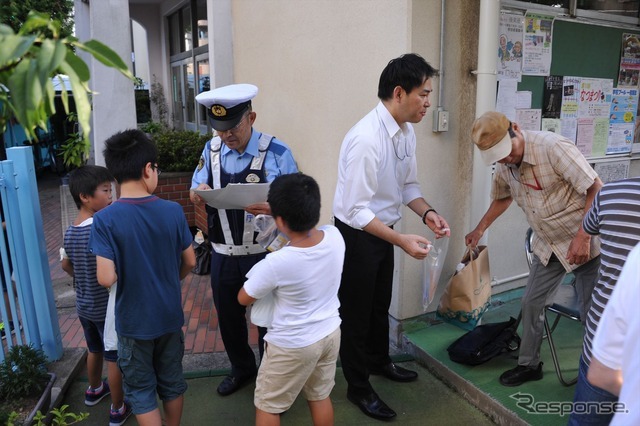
0;344;55;425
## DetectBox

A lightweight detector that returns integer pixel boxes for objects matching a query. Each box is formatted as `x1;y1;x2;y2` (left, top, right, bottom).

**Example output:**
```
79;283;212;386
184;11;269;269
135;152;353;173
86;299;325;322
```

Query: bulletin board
518;19;640;109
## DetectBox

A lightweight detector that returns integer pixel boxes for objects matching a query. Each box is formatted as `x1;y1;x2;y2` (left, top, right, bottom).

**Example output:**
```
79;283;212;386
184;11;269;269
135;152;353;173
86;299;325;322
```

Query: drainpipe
470;0;500;242
437;0;445;108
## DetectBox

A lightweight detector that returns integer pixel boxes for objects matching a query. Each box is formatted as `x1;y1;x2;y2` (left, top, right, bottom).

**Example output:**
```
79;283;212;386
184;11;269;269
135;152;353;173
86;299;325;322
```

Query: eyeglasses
217;113;249;134
152;164;162;176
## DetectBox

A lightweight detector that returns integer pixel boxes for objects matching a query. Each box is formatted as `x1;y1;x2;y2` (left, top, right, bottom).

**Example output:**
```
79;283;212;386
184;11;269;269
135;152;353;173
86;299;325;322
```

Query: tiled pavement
38;171;259;355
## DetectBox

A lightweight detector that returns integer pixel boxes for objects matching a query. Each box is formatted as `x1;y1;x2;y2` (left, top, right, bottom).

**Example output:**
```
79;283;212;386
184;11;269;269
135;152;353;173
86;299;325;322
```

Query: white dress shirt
333;101;422;229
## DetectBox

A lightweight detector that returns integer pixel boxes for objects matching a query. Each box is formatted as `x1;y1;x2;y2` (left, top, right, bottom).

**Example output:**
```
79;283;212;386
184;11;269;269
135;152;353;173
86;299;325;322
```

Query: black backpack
446;317;521;366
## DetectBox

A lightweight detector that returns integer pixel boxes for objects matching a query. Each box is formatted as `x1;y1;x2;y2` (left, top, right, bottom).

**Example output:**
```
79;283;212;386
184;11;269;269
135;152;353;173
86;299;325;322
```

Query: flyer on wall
617;33;640;87
497;12;524;81
522;12;554;76
608;88;638;154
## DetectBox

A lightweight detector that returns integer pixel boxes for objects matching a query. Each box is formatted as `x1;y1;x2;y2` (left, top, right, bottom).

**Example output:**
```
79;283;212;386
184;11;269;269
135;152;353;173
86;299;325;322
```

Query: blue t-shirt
89;196;193;339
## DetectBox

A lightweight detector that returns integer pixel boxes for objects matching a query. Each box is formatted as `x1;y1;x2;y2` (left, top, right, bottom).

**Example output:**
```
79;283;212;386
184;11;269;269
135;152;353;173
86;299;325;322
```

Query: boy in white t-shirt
238;173;345;426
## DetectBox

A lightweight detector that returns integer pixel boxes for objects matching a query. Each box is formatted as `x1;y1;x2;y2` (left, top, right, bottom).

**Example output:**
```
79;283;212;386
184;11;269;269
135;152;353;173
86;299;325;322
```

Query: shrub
135;90;152;124
0;345;49;402
154;130;212;173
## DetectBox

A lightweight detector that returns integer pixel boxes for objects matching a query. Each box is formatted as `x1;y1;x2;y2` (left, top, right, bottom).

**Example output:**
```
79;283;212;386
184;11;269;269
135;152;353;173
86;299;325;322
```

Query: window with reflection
197;58;210;125
197;0;208;47
182;5;192;52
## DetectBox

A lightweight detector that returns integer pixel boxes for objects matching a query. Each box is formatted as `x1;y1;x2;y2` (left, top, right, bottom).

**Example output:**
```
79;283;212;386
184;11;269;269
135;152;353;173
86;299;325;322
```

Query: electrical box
432;108;449;133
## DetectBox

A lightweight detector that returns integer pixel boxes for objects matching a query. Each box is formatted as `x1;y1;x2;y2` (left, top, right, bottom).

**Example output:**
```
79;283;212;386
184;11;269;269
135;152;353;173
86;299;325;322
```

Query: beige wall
231;0;480;320
233;0;411;225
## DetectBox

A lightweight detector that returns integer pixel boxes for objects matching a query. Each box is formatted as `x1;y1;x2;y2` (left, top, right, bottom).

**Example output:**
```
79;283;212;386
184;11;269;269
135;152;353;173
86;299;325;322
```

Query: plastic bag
250;293;274;328
422;236;449;311
254;214;289;252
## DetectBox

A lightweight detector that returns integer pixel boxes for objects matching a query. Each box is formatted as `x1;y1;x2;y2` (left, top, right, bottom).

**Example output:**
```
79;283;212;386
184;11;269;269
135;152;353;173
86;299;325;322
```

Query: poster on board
576;78;613;157
594;160;630;184
516;109;541;131
607;88;638;154
498;12;524;81
543;75;563;118
560;76;580;141
617;33;640;87
522;12;554;76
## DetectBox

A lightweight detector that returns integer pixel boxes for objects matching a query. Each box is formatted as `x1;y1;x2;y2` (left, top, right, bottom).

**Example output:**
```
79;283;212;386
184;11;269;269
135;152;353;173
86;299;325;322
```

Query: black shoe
370;362;418;382
347;391;396;421
499;362;543;387
216;373;255;396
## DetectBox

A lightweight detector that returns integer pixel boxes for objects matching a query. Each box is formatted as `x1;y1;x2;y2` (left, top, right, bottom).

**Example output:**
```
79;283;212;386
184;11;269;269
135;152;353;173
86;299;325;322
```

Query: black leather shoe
370;362;418;382
217;373;255;396
499;362;543;387
347;392;396;421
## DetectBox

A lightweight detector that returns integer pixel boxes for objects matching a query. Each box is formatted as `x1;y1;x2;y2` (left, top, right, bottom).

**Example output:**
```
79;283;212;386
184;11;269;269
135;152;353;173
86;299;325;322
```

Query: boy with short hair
238;173;345;426
61;165;132;425
89;129;196;426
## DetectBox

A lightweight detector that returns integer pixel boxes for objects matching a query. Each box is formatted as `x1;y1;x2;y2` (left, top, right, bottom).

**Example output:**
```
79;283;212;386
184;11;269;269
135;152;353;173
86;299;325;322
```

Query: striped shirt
63;218;109;322
492;130;600;272
581;177;640;365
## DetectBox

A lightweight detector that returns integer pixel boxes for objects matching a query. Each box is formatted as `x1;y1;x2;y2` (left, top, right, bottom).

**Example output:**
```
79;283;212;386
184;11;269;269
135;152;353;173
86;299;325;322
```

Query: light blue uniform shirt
191;129;298;188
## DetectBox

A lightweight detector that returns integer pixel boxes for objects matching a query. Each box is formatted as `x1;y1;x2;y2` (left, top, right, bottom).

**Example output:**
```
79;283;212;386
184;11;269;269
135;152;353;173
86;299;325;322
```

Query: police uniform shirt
191;129;298;188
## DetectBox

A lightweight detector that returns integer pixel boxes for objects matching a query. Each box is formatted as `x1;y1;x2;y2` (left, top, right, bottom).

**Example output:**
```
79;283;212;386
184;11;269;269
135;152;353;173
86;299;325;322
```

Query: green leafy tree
0;0;74;39
0;11;134;166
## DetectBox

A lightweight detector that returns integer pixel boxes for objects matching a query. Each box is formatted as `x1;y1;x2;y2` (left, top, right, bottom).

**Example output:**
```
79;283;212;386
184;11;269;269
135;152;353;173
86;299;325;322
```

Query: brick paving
38;171;257;354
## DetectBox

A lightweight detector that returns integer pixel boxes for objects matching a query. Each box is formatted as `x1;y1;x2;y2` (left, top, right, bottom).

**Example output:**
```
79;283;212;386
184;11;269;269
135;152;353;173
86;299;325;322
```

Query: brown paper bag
437;245;491;330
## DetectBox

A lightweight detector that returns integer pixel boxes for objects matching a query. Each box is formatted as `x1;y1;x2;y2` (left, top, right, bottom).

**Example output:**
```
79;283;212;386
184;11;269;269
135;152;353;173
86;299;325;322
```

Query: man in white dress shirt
333;53;450;421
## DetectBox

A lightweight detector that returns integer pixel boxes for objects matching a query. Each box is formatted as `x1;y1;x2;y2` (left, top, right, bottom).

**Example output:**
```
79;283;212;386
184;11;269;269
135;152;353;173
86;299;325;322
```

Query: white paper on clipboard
194;183;270;209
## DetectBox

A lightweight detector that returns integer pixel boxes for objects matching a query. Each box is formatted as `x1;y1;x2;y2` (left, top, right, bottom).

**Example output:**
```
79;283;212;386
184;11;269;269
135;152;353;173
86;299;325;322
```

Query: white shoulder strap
208;137;234;244
250;133;274;171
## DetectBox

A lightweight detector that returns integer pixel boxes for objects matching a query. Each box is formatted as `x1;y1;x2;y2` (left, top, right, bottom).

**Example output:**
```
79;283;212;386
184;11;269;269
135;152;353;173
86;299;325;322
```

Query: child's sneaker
109;400;133;426
84;381;111;406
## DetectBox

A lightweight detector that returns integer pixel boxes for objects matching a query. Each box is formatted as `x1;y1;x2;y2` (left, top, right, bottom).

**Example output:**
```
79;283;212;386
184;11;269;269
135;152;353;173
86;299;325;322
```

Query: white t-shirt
244;225;345;348
591;243;640;425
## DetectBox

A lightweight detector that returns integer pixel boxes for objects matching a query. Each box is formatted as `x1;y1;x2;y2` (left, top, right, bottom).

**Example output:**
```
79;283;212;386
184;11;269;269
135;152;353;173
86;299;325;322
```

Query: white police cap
195;84;258;131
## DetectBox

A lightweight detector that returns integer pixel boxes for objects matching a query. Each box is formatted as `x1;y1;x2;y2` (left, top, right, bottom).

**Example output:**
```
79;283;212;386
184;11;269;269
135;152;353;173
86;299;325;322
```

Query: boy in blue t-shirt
61;165;132;425
89;129;196;426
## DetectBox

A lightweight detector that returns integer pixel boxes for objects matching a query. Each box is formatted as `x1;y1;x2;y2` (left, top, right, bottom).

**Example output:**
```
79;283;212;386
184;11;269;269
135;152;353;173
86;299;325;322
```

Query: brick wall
155;172;208;234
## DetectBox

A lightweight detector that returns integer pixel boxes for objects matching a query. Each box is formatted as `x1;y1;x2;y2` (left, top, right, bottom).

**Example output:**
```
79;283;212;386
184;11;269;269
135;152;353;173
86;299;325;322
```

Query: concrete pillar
75;0;136;166
208;0;234;88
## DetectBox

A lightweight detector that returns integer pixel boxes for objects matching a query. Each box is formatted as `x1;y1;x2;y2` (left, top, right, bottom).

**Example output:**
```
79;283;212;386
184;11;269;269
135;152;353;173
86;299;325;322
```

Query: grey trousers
518;254;599;367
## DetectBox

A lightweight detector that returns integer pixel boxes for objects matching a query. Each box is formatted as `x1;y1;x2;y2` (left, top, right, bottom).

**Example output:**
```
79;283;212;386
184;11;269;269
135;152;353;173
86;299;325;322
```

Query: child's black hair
268;173;320;233
103;129;157;184
68;165;114;209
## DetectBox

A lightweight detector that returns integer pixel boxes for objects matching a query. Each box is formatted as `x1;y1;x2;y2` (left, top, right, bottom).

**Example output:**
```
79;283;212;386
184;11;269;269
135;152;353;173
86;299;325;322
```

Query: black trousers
211;251;267;378
335;218;394;396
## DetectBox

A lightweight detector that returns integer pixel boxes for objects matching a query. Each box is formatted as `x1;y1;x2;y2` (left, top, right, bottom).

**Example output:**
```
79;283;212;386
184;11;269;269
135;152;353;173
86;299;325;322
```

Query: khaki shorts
254;327;341;413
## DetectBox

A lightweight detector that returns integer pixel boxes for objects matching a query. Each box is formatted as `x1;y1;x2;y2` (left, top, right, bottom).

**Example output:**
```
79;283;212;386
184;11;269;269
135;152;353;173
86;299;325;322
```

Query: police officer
190;84;298;396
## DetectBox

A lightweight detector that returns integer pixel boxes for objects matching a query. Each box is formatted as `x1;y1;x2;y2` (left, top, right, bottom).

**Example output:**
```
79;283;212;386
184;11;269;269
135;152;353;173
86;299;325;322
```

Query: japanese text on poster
498;12;524;81
522;13;554;76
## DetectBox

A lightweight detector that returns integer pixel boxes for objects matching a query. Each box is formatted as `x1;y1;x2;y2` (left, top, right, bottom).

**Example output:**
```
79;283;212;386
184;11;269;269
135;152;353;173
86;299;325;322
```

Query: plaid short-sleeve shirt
491;130;600;272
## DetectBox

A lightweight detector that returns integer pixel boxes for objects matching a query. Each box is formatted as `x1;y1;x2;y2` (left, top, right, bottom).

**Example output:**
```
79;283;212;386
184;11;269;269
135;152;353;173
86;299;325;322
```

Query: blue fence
0;147;63;362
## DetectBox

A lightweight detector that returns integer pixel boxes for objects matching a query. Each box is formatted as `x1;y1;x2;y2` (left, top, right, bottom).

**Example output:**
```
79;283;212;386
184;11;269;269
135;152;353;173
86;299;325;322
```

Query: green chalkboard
518;19;640;109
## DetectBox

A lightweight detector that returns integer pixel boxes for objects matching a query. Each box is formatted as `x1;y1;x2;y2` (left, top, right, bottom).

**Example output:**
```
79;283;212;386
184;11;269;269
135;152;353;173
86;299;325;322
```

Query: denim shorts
117;331;187;415
78;316;118;363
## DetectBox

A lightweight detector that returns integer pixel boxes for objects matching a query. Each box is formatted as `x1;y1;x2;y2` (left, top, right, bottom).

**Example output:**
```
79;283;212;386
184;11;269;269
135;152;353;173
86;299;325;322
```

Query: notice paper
194;183;270;209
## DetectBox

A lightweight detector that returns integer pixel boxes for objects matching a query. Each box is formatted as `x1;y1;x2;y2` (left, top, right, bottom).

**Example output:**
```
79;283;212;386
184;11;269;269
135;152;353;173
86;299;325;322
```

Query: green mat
404;292;583;426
